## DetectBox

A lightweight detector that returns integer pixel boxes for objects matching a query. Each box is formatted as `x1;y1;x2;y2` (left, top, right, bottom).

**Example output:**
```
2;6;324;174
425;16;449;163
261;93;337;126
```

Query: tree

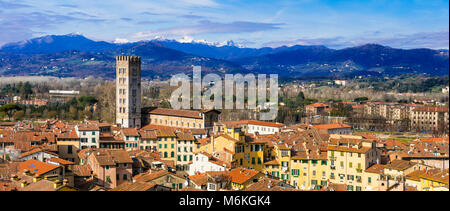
0;104;22;120
13;110;25;120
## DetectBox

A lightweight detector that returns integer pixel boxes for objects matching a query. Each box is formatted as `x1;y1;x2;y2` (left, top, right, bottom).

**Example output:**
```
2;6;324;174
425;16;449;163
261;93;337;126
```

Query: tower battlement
116;56;141;63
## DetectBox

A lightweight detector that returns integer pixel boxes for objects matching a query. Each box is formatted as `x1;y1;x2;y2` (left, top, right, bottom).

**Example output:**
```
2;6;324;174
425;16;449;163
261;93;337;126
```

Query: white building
188;152;229;176
75;123;100;149
334;80;347;86
18;148;58;162
223;120;284;135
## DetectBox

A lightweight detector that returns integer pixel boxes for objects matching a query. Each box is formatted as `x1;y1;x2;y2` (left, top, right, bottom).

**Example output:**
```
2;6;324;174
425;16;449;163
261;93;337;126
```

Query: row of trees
1;82;33;99
0;96;99;121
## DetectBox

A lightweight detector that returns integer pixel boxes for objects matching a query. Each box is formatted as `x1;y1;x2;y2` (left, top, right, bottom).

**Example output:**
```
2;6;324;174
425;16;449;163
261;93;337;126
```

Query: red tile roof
227;168;261;184
313;123;351;130
18;159;60;176
223;120;284;128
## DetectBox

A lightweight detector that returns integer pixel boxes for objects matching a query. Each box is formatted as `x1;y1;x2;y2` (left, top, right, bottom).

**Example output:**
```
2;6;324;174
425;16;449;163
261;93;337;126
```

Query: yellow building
234;134;267;172
290;149;328;190
56;130;81;163
155;129;178;164
327;138;380;191
363;164;386;191
419;168;449;191
263;144;291;183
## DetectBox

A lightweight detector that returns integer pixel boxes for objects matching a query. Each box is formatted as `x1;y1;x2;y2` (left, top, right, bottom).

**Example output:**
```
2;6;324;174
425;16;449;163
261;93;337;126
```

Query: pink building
86;148;133;189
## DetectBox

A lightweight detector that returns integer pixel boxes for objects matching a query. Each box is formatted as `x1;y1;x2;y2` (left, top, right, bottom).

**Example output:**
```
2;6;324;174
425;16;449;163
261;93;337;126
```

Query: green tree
0;104;22;120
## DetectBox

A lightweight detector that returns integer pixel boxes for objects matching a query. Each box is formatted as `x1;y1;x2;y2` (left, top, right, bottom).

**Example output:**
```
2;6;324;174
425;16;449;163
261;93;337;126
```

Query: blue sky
0;0;448;49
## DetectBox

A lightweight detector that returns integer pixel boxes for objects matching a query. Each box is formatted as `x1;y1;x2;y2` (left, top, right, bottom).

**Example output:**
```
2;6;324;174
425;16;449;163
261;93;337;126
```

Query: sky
0;0;448;49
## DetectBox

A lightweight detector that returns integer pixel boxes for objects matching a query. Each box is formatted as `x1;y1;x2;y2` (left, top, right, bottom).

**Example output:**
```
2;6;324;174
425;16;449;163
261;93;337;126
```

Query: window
123;174;127;180
349;162;353;168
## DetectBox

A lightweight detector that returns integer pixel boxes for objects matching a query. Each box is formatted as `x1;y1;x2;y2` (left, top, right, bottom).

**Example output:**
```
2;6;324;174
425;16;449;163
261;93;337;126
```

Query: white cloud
113;38;130;44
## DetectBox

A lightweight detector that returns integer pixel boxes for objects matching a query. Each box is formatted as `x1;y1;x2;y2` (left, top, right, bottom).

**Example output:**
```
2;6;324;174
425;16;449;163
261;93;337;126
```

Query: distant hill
0;34;448;79
0;34;122;54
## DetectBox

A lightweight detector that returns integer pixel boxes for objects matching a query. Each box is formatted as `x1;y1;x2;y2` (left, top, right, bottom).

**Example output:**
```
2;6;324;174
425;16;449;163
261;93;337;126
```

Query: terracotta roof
197;138;210;145
245;178;297;191
327;145;371;154
385;160;417;171
406;170;427;182
313;123;351;130
365;164;385;174
90;149;133;166
146;107;204;119
21;179;57;191
412;106;448;112
227;168;260;184
57;130;79;139
134;170;183;182
176;132;195;141
18;159;60;176
122;128;139;137
112;181;157;191
223;120;284;128
77;123;99;131
140;131;158;139
189;173;208;186
306;103;329;108
47;157;75;165
419;168;449;184
18;147;58;159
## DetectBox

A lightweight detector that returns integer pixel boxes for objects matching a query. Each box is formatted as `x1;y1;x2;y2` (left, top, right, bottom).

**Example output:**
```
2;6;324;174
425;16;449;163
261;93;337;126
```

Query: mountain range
0;34;448;79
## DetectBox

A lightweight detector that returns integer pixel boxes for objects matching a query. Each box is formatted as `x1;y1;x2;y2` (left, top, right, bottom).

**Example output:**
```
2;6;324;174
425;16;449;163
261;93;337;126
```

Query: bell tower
116;56;141;128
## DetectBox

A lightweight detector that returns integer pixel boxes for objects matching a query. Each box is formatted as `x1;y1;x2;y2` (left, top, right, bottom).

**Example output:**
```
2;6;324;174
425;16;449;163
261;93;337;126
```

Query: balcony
330;166;336;170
